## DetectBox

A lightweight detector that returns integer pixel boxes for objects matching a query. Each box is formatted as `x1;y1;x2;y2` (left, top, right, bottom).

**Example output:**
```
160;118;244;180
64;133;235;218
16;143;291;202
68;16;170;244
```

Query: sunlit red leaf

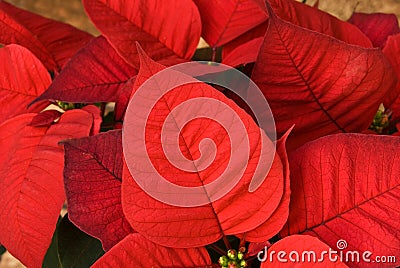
63;130;134;251
282;134;400;268
92;233;211;267
82;0;201;68
33;36;137;104
121;46;286;248
0;45;51;125
0;1;93;72
260;235;348;267
0;110;93;267
251;4;395;150
383;33;400;116
349;12;400;48
193;0;267;47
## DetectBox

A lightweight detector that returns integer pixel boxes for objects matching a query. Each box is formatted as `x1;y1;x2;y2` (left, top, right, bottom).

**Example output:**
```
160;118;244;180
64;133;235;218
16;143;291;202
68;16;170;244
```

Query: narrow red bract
82;0;201;68
282;134;400;268
251;3;395;150
0;1;93;72
193;0;267;47
383;33;400;116
29;110;62;127
0;45;51;125
63;130;133;251
0;111;93;267
92;233;211;267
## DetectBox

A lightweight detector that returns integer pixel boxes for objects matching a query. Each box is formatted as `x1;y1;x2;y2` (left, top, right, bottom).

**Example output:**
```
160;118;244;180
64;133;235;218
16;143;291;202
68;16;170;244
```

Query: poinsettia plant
0;0;399;267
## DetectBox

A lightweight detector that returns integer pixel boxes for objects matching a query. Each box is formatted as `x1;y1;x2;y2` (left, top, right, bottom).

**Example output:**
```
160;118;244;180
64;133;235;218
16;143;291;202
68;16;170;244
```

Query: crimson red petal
0;110;93;267
251;4;395;150
0;45;51;125
0;1;93;72
349;12;400;48
92;233;211;267
82;0;201;68
282;134;400;268
64;130;134;251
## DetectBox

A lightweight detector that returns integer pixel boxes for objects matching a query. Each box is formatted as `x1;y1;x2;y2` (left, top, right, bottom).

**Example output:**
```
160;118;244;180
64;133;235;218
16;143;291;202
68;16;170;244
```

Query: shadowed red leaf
281;134;400;268
0;45;51;125
0;1;93;72
260;235;348;267
81;105;102;135
92;233;211;267
121;46;286;248
33;36;137;104
383;33;400;116
29;110;62;127
193;0;267;47
251;4;395;150
349;12;400;48
63;130;134;251
0;110;93;267
82;0;201;68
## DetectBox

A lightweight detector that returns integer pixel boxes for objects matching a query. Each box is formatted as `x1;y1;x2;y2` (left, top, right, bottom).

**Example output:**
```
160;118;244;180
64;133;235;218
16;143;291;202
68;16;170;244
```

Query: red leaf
282;134;400;268
81;105;102;135
243;128;291;242
260;235;348;267
114;75;136;122
121;46;286;248
268;0;372;47
193;0;267;47
82;0;201;68
0;1;93;72
383;33;400;116
92;233;211;267
0;110;93;267
0;45;51;125
63;130;134;251
33;36;137;104
349;12;400;48
251;5;395;150
29;110;62;127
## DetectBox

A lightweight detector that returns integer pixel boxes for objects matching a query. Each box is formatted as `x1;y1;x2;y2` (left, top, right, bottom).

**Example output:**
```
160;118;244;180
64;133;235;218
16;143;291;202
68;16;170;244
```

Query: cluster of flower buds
218;248;247;268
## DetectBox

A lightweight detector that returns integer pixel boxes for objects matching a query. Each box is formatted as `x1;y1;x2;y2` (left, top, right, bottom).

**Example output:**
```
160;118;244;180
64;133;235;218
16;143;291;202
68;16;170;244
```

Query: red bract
121;47;288;248
0;110;93;267
349;12;400;48
92;233;211;267
260;235;348;268
383;33;400;117
0;45;51;125
63;130;134;251
29;110;62;127
0;1;93;72
193;0;267;47
251;3;395;150
282;134;400;267
33;36;137;104
82;0;201;68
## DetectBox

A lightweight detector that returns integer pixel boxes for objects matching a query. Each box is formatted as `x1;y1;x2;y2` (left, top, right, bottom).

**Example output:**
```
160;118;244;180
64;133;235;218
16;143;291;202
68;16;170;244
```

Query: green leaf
57;214;104;267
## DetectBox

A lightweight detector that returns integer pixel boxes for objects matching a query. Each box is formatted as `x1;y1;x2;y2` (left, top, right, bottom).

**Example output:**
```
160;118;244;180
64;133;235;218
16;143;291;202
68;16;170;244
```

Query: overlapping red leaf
63;130;134;251
33;36;137;104
82;0;201;68
193;0;267;47
0;110;93;267
383;33;400;116
349;12;400;48
282;134;400;268
92;233;211;267
0;1;93;72
0;45;51;125
251;4;395;150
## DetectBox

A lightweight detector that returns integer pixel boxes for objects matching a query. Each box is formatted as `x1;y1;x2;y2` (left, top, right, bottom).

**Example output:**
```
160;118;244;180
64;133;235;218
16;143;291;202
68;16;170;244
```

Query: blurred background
1;0;400;267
